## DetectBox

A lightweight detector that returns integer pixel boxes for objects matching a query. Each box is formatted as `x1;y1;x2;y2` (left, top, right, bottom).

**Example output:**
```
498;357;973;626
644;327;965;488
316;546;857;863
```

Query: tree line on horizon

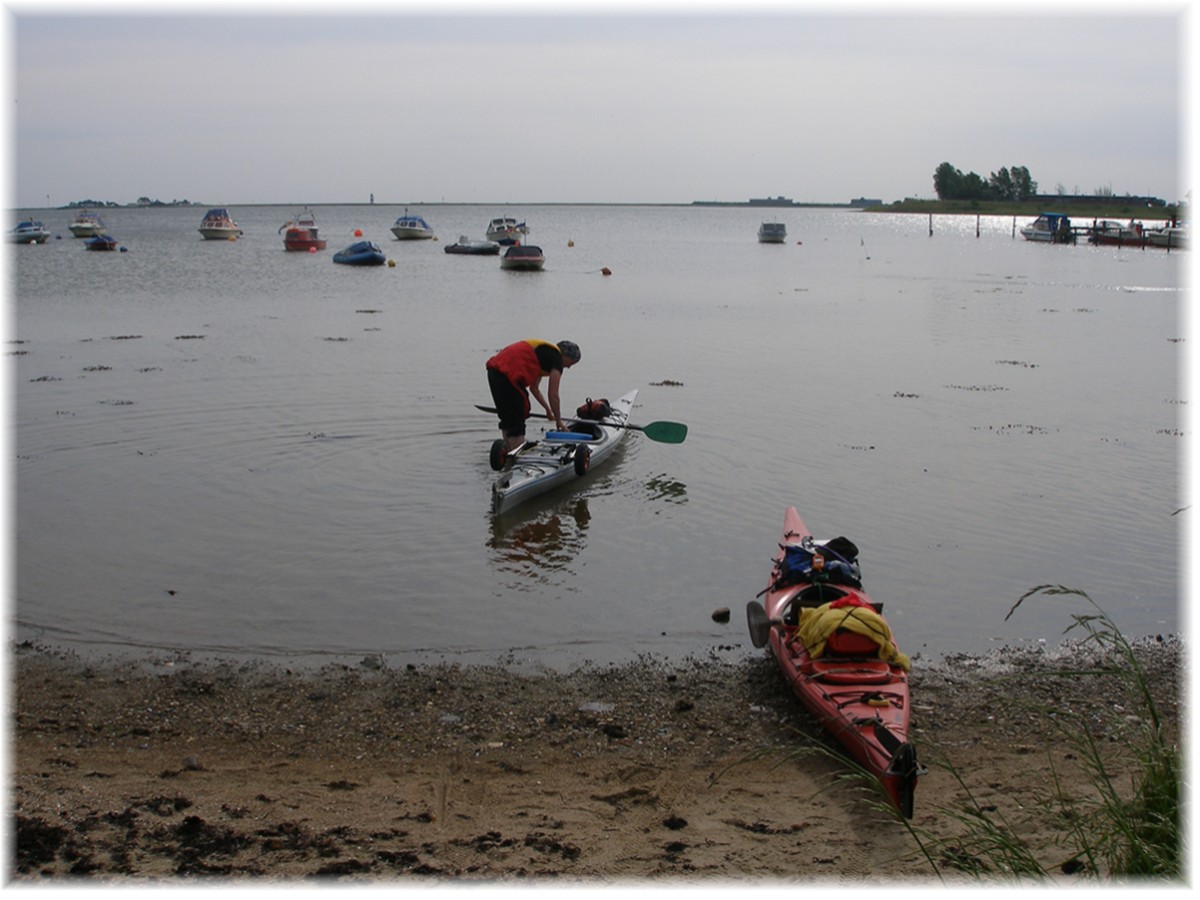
933;162;1037;202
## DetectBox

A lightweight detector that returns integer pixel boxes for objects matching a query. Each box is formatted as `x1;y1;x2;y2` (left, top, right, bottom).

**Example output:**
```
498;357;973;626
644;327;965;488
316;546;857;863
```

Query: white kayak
491;389;638;515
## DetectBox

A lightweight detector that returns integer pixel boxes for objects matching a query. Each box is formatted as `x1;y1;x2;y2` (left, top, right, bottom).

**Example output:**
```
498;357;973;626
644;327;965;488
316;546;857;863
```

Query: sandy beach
10;636;1181;884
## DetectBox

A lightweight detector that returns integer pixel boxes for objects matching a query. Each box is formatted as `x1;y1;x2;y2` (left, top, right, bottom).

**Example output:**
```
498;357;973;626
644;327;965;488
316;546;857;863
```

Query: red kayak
747;507;921;817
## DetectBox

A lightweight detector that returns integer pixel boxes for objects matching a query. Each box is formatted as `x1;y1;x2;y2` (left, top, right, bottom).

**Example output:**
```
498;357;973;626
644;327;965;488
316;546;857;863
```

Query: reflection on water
488;499;593;581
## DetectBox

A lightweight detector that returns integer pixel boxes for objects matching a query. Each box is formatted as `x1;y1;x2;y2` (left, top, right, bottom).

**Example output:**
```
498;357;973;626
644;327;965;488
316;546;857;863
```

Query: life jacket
486;340;558;388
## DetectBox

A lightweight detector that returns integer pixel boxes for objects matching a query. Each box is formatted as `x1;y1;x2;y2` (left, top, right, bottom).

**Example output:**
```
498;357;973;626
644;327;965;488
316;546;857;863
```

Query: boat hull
500;257;545;271
333;243;387;266
9;223;50;244
492;389;637;514
391;227;434;240
445;241;500;255
1147;228;1187;249
200;226;243;241
753;506;919;817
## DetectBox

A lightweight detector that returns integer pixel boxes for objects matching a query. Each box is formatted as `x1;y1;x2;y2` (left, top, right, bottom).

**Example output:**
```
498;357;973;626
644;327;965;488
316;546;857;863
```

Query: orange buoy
354;228;363;237
308;246;316;253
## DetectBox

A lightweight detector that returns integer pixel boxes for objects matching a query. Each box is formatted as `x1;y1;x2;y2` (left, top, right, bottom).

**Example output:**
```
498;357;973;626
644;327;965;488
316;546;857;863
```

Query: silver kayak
492;388;638;515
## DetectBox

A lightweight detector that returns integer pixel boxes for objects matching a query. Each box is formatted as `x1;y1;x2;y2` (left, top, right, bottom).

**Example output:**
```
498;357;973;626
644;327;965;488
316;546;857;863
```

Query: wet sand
10;637;1181;883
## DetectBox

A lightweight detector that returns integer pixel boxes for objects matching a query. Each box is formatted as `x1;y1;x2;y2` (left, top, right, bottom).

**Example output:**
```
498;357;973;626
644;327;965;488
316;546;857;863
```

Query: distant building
748;196;797;207
849;197;882;207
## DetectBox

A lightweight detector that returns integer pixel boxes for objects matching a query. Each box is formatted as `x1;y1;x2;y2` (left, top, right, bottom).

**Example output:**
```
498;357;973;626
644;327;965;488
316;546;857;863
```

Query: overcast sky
4;3;1192;209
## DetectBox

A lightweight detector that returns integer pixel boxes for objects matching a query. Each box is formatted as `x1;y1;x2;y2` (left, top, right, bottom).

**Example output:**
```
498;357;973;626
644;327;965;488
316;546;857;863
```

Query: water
8;204;1187;668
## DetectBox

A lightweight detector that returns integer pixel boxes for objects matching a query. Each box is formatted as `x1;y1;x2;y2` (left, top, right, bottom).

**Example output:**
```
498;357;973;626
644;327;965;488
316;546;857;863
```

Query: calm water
8;204;1187;668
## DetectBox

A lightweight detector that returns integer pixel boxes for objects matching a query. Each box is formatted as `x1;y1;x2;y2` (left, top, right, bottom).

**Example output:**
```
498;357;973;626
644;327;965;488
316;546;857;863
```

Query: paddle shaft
474;405;686;443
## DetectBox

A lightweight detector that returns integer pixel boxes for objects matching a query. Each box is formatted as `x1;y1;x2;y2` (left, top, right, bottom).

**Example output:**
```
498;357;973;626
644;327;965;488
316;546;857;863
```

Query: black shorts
487;368;529;437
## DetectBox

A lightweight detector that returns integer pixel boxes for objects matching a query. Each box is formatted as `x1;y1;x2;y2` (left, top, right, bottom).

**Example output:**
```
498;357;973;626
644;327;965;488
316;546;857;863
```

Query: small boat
758;222;787;243
84;234;119;251
1088;219;1147;247
279;209;327;251
198;208;243;241
390;210;435;240
746;507;920;817
1020;212;1074;244
444;235;501;255
68;209;106;238
333;240;386;266
491;389;637;515
500;244;545;271
486;217;529;245
8;220;51;244
1146;225;1188;249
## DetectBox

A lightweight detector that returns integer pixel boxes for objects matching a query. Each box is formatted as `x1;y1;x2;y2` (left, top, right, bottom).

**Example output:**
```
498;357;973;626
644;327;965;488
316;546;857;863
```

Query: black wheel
489;439;508;471
573;445;591;476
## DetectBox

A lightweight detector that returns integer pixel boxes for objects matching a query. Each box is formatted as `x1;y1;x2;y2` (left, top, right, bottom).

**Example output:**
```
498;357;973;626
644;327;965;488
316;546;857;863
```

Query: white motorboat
1146;225;1187;249
68;209;106;238
1020;212;1073;244
390;210;435;240
198;208;243;240
8;220;51;243
486;217;529;245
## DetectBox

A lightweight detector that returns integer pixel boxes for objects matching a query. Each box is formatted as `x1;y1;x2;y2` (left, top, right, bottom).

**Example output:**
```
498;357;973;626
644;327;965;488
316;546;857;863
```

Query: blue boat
84;234;120;251
333;240;386;266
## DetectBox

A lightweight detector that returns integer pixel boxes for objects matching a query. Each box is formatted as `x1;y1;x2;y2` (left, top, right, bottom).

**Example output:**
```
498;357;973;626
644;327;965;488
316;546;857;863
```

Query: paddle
746;600;772;648
474;406;688;444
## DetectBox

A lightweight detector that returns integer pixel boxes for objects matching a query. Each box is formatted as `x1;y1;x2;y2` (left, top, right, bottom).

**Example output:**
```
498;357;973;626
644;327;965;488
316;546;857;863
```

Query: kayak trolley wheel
573;445;591;476
489;439;508;471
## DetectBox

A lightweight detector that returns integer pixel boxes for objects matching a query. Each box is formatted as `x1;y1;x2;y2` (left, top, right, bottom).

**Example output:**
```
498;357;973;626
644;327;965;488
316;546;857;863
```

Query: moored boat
279;209;328;251
491;389;637;514
1020;212;1073;244
486;216;529;245
758;222;787;243
500;244;545;271
746;507;920;817
444;235;501;255
8;220;51;243
1146;225;1188;249
68;209;106;238
198;207;243;240
84;234;119;251
1088;219;1147;247
390;210;435;240
333;240;387;266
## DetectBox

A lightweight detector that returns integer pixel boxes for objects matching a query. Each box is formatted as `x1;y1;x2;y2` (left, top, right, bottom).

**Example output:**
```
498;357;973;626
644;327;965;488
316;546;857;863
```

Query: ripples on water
9;204;1186;667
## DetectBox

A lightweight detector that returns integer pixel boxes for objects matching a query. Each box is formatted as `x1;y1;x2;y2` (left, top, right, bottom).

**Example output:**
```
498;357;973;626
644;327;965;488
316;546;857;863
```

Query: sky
2;2;1194;209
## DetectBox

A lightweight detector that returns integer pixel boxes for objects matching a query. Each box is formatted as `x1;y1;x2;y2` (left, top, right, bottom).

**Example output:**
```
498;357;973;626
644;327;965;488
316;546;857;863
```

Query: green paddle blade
639;421;687;444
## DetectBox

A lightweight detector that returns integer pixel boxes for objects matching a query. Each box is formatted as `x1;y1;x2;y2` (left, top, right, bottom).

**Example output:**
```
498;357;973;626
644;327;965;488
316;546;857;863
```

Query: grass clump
899;585;1182;882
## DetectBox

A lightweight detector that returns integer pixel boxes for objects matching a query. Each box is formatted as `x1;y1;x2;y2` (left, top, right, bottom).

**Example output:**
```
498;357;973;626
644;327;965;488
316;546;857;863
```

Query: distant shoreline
19;200;1180;221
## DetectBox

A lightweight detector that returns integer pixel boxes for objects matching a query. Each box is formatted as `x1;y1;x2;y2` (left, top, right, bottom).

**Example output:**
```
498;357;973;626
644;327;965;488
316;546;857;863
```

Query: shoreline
9;636;1182;882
